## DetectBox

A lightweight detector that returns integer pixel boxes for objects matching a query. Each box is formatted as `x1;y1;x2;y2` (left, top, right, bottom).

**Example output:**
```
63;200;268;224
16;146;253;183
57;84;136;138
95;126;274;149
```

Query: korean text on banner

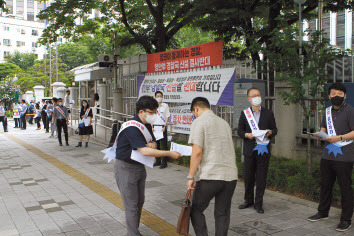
147;40;223;73
137;68;236;106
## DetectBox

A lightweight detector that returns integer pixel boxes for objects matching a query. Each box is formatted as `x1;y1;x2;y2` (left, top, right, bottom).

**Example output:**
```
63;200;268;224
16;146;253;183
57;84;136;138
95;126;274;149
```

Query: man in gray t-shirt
308;82;354;232
53;98;69;146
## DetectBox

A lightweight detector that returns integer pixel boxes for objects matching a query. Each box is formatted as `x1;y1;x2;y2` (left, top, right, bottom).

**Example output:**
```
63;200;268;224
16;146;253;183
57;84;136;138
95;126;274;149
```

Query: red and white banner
147;40;223;73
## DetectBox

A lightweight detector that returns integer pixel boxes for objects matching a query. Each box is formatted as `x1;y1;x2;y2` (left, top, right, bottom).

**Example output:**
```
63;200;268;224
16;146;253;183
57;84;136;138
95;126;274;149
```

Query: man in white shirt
152;91;171;169
187;97;238;236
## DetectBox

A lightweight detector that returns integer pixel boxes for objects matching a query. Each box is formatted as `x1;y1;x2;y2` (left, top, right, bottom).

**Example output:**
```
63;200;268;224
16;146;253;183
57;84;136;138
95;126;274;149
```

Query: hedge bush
169;141;353;204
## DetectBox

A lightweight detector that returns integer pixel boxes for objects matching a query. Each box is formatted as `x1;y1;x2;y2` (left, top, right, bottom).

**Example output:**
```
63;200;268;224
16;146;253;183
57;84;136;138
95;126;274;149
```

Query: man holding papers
53;98;70;146
308;82;354;232
187;97;238;236
114;96;182;236
237;88;277;214
152;91;170;169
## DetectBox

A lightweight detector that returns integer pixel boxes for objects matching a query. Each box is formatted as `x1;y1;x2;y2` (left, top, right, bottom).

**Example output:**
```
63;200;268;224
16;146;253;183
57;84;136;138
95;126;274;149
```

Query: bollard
108;120;121;148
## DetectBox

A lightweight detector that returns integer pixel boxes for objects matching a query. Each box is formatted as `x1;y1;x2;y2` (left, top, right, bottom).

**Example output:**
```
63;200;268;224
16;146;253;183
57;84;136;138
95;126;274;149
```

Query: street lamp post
293;0;306;56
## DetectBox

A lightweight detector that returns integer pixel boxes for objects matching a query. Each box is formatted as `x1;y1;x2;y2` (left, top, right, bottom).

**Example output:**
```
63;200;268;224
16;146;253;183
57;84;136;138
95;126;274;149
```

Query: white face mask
144;113;156;124
156;97;163;103
59;102;63;106
251;96;262;107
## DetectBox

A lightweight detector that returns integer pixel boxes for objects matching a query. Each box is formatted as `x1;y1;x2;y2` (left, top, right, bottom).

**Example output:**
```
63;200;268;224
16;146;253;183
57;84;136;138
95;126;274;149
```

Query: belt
154;124;165;126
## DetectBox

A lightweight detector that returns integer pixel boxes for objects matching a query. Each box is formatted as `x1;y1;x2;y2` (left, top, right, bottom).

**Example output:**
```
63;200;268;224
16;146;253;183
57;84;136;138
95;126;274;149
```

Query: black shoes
238;202;254;209
254;206;264;214
159;163;167;169
59;143;63;146
336;221;351;232
308;213;329;222
75;142;82;147
66;142;69;146
153;162;161;167
85;142;88;147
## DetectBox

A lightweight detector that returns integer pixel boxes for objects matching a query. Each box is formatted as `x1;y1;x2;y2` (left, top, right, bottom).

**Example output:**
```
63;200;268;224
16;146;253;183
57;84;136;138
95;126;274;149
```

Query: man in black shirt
308;82;354;232
114;96;182;236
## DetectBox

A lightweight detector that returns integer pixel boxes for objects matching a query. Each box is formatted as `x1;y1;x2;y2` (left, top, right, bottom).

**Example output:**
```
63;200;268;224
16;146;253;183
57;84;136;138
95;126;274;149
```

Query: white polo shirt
153;103;170;126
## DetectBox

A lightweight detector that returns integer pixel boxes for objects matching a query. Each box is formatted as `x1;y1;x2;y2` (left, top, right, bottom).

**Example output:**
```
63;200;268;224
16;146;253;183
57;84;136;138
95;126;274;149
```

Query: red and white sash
243;108;269;145
56;106;66;118
84;107;91;117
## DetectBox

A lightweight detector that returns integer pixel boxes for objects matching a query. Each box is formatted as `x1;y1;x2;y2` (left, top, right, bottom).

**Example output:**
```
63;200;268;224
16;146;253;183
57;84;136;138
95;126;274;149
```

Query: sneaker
308;213;329;222
336;221;351;232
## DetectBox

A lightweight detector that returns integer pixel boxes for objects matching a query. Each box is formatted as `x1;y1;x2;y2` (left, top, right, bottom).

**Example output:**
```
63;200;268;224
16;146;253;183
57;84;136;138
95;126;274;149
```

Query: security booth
233;78;266;130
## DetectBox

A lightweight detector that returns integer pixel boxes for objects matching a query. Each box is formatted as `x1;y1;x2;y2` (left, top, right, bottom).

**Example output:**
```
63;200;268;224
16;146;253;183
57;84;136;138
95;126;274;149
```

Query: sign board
147;40;223;73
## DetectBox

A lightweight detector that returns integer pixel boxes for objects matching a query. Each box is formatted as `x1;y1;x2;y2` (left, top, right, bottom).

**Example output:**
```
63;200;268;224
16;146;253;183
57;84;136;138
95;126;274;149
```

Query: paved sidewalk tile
0;121;352;235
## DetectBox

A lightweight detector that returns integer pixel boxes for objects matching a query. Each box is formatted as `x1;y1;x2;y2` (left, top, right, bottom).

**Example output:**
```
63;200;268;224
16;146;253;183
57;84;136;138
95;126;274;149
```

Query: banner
137;68;236;106
147;41;223;73
168;105;195;134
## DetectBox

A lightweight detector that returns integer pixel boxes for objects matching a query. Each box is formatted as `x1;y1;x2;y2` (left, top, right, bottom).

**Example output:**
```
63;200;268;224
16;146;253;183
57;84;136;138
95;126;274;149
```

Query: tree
1;0;6;11
5;51;37;71
262;28;345;173
16;59;74;95
57;43;93;70
0;63;22;79
37;0;208;53
194;0;353;62
0;77;21;108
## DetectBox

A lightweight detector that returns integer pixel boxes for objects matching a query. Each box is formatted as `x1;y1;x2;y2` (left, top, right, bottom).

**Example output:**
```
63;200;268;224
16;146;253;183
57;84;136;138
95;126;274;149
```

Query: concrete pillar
98;83;107;124
112;88;123;121
51;82;66;98
69;87;79;108
272;80;302;159
25;91;34;102
33;85;45;103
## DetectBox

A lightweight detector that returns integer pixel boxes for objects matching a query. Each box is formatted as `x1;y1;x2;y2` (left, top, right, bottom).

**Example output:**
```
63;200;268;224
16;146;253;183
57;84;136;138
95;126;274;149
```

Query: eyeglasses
144;110;157;115
248;95;261;98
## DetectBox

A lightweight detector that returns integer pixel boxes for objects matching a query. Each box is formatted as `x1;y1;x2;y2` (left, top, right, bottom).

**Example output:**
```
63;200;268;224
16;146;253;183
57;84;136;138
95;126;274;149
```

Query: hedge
169;141;353;204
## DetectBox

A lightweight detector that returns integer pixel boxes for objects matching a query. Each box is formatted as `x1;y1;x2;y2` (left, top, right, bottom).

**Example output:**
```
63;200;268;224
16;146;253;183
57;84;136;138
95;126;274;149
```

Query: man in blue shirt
114;95;182;236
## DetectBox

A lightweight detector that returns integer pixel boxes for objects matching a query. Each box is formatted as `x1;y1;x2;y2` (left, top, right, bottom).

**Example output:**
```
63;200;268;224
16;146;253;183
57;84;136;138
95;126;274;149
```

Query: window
3;39;11;46
21;29;26;34
32;29;38;36
21;42;25;46
16;41;25;47
34;54;38;59
32;42;38;48
3;26;10;31
4;51;10;58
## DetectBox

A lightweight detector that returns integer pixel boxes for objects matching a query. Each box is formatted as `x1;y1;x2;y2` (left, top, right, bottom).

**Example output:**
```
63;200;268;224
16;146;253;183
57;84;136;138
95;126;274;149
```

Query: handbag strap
185;189;193;201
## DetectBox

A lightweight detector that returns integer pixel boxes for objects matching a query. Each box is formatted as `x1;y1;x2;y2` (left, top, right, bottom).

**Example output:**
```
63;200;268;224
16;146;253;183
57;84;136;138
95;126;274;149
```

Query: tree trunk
305;116;312;174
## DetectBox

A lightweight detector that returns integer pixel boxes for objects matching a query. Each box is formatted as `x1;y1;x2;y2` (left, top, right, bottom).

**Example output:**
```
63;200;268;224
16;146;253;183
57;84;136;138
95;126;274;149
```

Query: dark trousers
318;159;353;223
14;118;20;128
191;180;237;236
244;152;270;208
56;119;68;144
155;128;168;165
46;116;51;132
114;160;146;236
20;115;26;129
0;116;7;131
42;113;47;129
35;117;41;129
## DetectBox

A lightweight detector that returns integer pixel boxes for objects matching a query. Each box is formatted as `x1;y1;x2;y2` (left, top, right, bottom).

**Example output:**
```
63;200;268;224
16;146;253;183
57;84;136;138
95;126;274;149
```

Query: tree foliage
0;63;22;79
15;59;74;95
5;51;37;71
194;0;353;61
0;77;20;106
37;0;208;53
57;43;93;70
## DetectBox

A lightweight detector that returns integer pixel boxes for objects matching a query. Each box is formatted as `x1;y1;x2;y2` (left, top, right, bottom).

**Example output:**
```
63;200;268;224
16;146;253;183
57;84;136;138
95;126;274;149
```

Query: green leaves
5;52;37;71
0;63;22;80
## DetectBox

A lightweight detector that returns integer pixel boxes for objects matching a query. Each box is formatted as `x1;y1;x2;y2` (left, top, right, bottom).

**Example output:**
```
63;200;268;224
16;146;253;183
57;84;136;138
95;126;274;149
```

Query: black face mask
330;96;345;107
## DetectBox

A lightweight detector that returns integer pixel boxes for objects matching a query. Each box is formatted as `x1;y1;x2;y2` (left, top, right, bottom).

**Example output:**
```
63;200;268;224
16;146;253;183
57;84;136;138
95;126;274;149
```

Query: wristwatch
340;135;343;141
187;176;194;181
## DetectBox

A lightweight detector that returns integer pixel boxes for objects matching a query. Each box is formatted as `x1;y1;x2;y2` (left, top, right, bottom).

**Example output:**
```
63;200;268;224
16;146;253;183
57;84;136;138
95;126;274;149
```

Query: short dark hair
155;91;163;97
190;97;210;112
21;99;26;103
66;90;70;93
136;96;159;114
247;87;261;96
52;97;58;102
42;99;45;101
58;98;63;101
328;82;346;94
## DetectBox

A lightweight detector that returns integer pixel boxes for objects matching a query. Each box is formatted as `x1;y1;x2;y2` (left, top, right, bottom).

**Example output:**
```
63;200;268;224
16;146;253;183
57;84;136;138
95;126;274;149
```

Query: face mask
330;96;344;106
59;102;63;106
144;113;156;124
156;97;163;103
83;103;87;107
251;96;262;106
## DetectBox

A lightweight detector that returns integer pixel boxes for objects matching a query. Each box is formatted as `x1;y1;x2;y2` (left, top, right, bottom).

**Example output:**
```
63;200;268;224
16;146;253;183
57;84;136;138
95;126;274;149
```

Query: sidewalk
0;121;352;236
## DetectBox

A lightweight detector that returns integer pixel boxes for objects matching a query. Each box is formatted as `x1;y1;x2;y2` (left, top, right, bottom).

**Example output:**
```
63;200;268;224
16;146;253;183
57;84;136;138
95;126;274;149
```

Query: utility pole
111;32;123;120
49;44;52;96
55;42;59;82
